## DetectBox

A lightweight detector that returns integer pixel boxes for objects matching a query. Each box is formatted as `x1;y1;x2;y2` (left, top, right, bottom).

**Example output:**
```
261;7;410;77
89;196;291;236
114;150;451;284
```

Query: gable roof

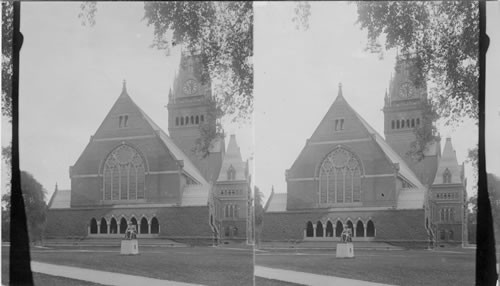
48;188;71;209
432;138;463;185
217;134;247;182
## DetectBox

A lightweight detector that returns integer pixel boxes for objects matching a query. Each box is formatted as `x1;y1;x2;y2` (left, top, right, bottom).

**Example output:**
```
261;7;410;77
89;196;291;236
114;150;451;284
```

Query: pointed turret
432;138;463;185
121;79;128;96
217;134;246;182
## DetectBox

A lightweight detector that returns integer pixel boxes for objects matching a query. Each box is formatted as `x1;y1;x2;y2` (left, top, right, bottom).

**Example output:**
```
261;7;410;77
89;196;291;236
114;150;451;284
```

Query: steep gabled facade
262;84;430;244
45;53;250;243
212;135;253;243
262;57;468;246
430;138;468;244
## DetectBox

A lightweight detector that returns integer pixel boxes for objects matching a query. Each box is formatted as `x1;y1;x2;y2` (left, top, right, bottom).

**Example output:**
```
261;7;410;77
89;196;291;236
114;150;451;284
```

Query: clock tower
383;56;440;186
167;52;224;182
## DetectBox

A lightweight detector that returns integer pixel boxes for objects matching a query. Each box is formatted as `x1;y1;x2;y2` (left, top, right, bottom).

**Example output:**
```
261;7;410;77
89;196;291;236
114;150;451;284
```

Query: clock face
182;79;198;95
399;82;414;98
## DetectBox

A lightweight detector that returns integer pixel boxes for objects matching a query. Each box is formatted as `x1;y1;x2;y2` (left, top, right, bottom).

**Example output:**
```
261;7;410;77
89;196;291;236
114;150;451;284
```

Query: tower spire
338;82;343;97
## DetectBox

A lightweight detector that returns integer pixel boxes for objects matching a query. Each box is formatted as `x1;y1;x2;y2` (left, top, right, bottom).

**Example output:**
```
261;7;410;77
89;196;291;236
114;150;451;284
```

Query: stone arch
90;218;98;234
366;220;375;237
306;221;314;237
316;221;324;237
151;217;160;234
110;217;118;234
346;219;354;235
335;220;343;237
130;216;138;231
119;217;128;234
140;217;149;234
326;221;334;237
356;220;364;237
100;218;108;234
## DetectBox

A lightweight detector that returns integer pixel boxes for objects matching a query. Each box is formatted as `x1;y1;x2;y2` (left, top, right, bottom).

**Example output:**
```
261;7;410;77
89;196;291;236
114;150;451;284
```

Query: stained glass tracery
103;145;146;201
319;147;362;204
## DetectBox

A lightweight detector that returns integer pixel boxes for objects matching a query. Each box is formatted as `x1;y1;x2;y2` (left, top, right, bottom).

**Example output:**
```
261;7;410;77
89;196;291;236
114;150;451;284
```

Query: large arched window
319;147;362;204
130;217;138;231
140;217;148;234
335;221;343;237
151;217;159;234
119;217;127;234
306;221;314;237
356;220;364;237
100;218;108;234
90;218;98;234
103;144;146;201
326;221;334;237
366;220;375;237
346;220;354;235
316;221;324;237
110;218;118;234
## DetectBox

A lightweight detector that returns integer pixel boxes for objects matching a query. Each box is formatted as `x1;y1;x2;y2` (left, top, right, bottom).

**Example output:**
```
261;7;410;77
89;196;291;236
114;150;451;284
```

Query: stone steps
41;238;187;248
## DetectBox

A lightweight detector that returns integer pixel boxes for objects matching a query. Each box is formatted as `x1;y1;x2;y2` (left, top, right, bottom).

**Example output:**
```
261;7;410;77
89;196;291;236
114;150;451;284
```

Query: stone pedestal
336;243;354;258
120;239;139;255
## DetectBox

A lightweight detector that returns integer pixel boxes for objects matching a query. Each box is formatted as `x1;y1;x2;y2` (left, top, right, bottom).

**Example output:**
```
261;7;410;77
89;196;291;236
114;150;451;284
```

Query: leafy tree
1;171;47;243
79;2;253;156
293;2;478;160
1;1;13;119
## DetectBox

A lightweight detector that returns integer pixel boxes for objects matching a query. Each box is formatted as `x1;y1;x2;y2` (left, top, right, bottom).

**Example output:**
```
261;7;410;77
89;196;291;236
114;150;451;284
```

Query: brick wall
45;206;213;239
261;209;428;242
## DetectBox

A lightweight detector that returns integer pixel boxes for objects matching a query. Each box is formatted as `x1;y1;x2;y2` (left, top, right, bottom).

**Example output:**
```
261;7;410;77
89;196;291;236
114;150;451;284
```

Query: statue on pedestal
121;222;139;255
340;224;352;243
124;223;137;240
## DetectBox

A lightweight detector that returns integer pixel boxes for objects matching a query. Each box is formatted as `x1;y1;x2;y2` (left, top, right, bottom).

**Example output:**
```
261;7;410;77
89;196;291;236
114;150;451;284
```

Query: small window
411;118;415;127
402;120;405;128
416;118;420;126
201;115;204;122
181;117;184;125
391;120;395;129
185;116;189;125
335;119;339;131
190;115;194;125
406;119;410;128
340;119;344;130
196;115;199;124
397;120;400;129
124;115;128;127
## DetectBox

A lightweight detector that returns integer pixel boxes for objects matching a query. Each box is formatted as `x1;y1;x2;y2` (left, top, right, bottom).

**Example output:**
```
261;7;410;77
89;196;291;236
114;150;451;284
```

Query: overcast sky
1;2;499;203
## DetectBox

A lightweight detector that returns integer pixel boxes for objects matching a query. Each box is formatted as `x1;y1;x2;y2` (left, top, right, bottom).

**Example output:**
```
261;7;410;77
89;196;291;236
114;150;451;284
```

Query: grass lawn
2;251;106;286
255;277;305;286
26;245;253;286
256;248;475;286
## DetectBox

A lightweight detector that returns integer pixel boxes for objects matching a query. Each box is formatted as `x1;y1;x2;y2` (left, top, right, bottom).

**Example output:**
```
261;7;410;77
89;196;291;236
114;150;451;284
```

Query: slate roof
265;192;287;213
48;189;71;209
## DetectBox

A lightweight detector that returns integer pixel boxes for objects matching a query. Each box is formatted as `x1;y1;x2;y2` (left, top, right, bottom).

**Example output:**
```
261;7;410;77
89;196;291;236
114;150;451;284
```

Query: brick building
45;54;252;243
262;57;467;246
